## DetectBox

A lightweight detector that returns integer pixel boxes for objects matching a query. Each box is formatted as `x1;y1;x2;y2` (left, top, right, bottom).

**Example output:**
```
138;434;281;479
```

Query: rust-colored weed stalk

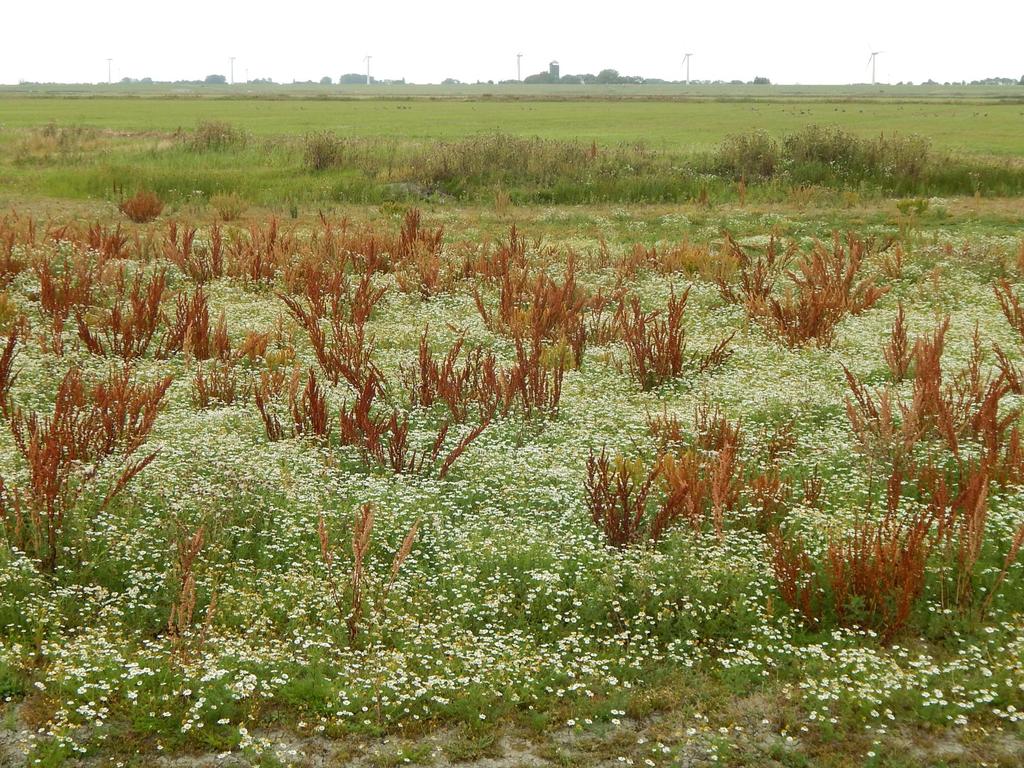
0;364;170;571
193;360;244;408
718;233;886;347
119;190;164;223
317;503;419;645
404;330;499;423
77;268;166;360
768;480;935;644
254;367;332;441
164;221;224;284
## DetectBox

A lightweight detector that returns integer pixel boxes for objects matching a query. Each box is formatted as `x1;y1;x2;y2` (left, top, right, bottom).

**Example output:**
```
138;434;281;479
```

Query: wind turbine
867;50;884;85
682;53;694;85
364;55;372;85
229;56;236;85
106;58;112;84
517;53;522;82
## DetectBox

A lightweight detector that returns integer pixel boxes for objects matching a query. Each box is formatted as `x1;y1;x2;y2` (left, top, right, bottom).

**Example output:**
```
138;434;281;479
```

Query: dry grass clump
0;216;31;288
277;227;389;393
404;330;499;423
281;294;382;392
768;309;1024;641
584;451;658;548
209;192;247;222
276;214;566;430
192;360;244;409
994;278;1024;345
245;324;493;476
474;246;588;366
119;190;164;223
613;239;732;281
336;370;490;477
391;209;459;298
403;327;566;425
620;289;688;390
158;288;231;362
167;522;217;662
33;250;97;355
83;222;132;261
770;234;887;346
883;302;912;380
464;223;529;281
846;318;1011;461
768;482;935;644
768;448;1023;641
716;234;791;311
0;326;21;407
167;523;203;641
226;218;296;285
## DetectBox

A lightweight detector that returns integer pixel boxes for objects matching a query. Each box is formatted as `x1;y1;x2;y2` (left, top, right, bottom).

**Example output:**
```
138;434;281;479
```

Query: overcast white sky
2;0;1022;86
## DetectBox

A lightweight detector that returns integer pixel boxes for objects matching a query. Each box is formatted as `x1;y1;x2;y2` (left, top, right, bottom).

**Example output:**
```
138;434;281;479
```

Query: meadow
0;87;1023;768
4;92;1024;210
2;89;1023;155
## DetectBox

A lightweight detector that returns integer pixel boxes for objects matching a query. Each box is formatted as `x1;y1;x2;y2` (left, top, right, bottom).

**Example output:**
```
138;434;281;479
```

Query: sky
2;0;1022;86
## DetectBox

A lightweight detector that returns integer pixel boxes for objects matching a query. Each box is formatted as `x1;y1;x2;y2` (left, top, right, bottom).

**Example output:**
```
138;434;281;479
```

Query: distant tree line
515;68;641;84
922;77;1023;86
97;74;409;86
334;74;407;85
16;72;1024;87
513;68;774;85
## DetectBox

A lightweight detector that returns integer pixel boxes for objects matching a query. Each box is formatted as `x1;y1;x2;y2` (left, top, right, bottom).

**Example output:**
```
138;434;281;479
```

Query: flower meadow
0;205;1022;767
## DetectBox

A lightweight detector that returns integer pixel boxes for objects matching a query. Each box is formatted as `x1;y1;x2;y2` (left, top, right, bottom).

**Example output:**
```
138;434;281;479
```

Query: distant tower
867;51;884;85
549;60;560;80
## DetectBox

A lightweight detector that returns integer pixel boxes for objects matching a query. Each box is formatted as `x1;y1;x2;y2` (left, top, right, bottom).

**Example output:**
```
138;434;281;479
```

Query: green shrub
714;130;780;180
863;132;931;183
303;131;344;171
896;197;929;217
782;125;931;188
783;125;865;173
189;121;247;152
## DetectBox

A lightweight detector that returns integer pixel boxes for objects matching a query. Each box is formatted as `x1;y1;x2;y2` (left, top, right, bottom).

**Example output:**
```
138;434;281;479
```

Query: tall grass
11;122;1024;206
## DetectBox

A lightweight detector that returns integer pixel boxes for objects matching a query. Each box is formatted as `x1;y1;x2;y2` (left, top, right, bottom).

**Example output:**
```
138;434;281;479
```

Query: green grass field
3;89;1024;155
